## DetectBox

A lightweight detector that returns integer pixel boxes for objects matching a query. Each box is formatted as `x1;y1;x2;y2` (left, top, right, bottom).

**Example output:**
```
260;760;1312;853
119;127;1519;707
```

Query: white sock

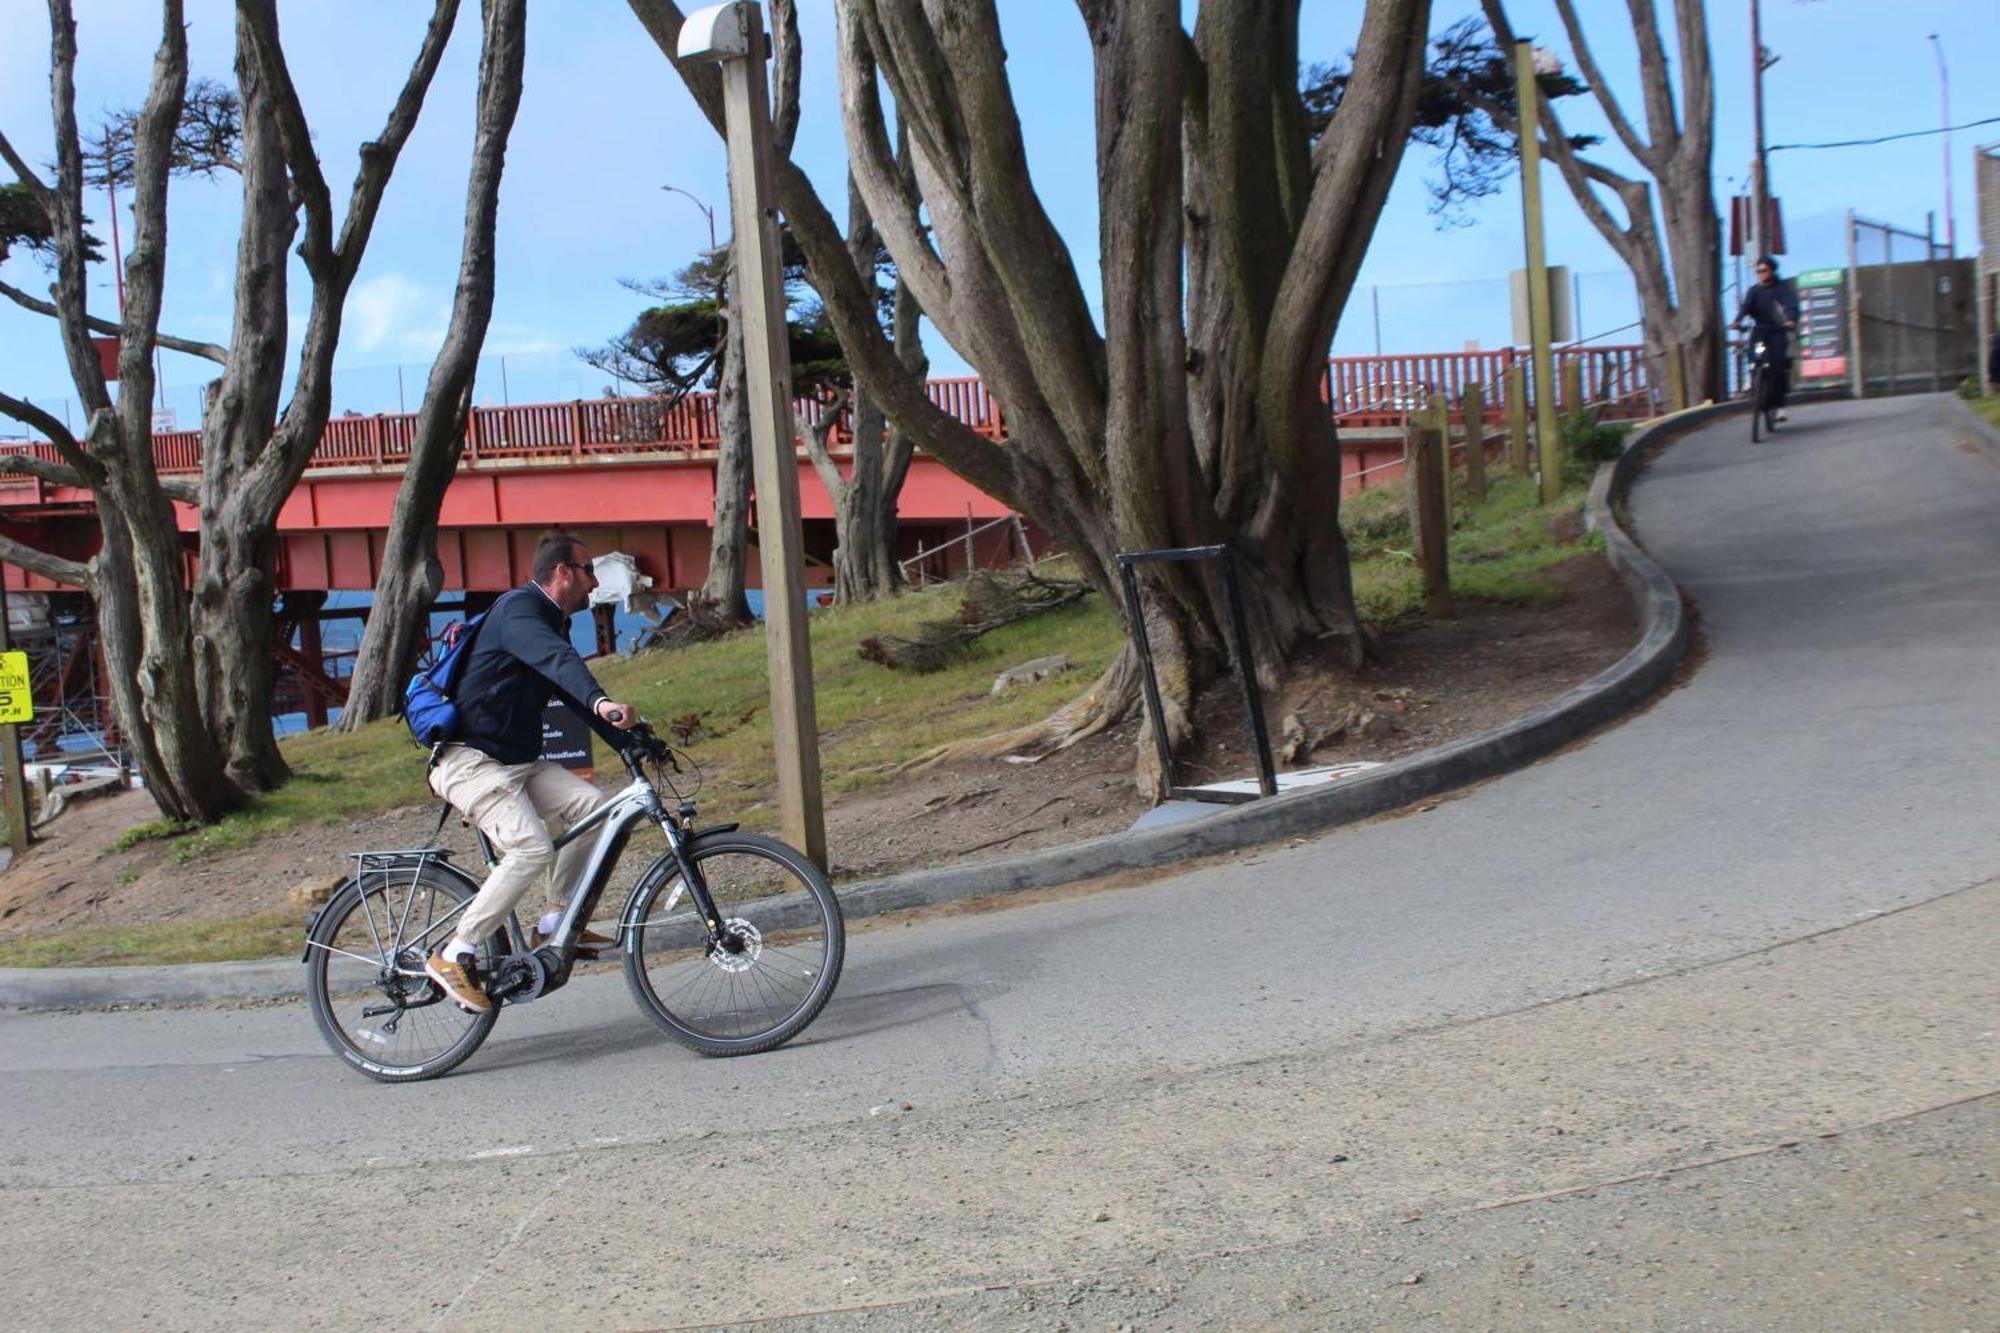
441;939;477;964
537;909;563;936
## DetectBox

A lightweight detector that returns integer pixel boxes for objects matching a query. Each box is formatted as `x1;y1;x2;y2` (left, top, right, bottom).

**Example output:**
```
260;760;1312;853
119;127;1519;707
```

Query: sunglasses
563;559;597;578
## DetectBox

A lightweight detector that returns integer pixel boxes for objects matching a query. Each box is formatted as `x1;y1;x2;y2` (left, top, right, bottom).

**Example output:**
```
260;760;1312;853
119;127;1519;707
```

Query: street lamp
660;182;718;253
1929;33;1954;255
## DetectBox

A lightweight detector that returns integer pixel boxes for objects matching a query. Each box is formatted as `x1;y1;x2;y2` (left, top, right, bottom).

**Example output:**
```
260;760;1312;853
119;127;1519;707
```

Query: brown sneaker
424;949;493;1014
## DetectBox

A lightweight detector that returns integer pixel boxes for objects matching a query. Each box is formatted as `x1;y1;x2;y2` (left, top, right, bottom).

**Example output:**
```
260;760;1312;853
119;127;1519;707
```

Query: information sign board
541;698;594;775
1794;268;1848;381
0;651;32;724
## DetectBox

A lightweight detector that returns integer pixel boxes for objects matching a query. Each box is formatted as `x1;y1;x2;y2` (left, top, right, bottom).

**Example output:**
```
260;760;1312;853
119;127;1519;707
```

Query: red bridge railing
5;348;1660;483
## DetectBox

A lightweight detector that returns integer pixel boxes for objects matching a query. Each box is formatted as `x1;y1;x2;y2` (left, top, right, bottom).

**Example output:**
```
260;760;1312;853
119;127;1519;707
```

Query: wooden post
1560;356;1584;419
1664;342;1688;413
693;2;826;867
1506;363;1529;474
1458;381;1487;505
0;572;31;858
1424;390;1456;512
1405;416;1451;618
1515;41;1562;503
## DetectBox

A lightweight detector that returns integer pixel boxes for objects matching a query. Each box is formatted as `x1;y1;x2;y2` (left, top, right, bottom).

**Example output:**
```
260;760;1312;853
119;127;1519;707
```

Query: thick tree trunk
819;180;921;606
338;0;527;729
194;0;457;781
635;0;1426;790
700;306;755;621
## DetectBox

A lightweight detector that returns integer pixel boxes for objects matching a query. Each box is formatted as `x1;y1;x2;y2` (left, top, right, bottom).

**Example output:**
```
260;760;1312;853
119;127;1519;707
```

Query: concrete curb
1943;394;2000;451
0;405;1732;1012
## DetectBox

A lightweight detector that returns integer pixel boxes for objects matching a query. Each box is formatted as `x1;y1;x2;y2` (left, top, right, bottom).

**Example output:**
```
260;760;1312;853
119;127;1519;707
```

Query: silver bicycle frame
538;777;680;949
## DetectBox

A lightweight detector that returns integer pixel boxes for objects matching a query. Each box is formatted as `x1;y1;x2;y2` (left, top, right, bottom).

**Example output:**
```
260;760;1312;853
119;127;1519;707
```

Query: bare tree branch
327;0;459;283
800;384;851;504
0;390;92;477
0;449;186;504
0;276;229;363
1541;0;1654;170
0;528;91;589
835;13;954;336
44;0;116;418
1622;0;1681;153
234;0;333;271
0;126;52;198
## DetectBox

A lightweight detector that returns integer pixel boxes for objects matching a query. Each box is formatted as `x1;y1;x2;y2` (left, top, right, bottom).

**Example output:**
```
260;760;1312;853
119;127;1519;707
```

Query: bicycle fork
654;811;741;960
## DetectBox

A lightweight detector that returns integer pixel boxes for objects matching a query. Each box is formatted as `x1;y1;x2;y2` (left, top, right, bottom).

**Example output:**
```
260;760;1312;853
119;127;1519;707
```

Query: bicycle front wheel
305;862;499;1083
622;832;844;1057
1750;365;1765;442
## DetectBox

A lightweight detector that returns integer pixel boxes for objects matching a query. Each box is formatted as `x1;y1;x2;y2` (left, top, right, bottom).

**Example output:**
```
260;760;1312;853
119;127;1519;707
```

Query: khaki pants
429;744;607;947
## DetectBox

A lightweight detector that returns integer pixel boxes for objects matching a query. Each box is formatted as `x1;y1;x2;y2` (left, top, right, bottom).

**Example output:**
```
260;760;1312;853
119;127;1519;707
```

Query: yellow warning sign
0;650;31;724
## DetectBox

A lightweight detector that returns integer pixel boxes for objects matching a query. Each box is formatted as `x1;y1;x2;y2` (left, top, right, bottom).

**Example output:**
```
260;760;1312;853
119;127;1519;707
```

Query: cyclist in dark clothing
1736;255;1799;422
424;529;638;1013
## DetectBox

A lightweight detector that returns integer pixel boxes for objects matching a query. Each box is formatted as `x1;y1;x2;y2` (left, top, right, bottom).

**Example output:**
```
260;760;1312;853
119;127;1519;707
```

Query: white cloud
344;272;448;358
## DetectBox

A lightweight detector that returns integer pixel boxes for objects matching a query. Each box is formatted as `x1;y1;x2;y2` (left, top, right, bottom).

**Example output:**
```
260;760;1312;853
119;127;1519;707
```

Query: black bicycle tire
305;867;499;1083
1750;364;1764;442
621;831;845;1057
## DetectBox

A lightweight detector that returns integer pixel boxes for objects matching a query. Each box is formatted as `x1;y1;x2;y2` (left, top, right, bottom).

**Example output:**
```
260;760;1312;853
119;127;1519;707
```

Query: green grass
1345;470;1595;621
104;563;1126;864
1970;394;2000;432
64;482;1594;876
0;912;301;967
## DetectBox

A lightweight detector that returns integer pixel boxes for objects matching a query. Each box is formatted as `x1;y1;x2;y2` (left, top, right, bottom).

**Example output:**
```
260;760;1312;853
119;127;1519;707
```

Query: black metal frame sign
1114;544;1277;805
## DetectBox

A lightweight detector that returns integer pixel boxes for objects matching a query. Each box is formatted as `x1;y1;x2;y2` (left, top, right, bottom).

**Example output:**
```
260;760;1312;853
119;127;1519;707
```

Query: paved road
2;394;1996;1328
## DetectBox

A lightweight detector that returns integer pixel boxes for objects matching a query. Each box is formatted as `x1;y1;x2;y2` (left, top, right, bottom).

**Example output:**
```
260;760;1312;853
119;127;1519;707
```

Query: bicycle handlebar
614;720;683;778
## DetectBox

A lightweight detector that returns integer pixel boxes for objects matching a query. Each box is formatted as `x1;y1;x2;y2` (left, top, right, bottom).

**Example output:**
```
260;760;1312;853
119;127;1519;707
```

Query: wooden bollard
1406;412;1452;618
1664;341;1688;413
1459;381;1487;505
1506;364;1529;475
1425;392;1452;516
1560;357;1584;417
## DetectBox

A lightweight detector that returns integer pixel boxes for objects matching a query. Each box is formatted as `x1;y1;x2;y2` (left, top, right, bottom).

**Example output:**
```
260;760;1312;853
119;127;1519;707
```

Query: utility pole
1749;0;1769;258
1513;40;1561;503
1928;34;1954;254
680;1;826;868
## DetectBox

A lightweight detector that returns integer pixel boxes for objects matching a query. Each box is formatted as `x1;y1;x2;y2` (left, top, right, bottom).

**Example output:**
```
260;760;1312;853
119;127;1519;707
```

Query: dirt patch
0;554;1637;948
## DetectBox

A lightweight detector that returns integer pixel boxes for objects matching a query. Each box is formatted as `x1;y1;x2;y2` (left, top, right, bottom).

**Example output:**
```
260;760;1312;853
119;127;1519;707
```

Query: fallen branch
858;570;1092;673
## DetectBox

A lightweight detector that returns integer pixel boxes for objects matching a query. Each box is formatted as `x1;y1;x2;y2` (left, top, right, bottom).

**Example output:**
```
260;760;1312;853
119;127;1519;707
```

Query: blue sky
1;0;1993;431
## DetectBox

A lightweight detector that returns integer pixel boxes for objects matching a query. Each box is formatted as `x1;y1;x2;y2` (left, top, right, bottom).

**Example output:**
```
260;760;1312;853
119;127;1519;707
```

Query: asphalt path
2;393;1996;1326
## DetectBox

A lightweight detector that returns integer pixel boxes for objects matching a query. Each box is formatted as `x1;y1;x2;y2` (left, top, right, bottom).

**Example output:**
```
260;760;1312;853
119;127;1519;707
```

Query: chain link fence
1847;213;1979;396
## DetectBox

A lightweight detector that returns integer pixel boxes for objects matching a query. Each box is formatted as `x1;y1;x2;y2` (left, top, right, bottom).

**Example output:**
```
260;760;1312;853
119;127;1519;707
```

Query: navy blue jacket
1736;281;1797;358
452;584;623;764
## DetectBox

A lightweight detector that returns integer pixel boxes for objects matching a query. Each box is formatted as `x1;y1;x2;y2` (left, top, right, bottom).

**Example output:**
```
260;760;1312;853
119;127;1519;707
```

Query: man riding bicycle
1735;254;1798;424
424;529;638;1013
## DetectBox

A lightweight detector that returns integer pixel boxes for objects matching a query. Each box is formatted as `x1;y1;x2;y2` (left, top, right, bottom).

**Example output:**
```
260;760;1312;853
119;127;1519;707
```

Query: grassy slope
1;471;1596;966
1969;394;2000;432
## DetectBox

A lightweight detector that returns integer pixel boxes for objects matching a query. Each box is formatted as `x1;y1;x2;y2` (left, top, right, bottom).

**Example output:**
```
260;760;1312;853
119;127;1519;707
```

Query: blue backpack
403;610;491;747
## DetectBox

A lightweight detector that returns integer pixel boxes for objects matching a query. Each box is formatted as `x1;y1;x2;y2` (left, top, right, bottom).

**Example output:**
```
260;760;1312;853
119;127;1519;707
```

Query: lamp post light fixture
678;1;826;868
1928;33;1954;255
661;182;719;254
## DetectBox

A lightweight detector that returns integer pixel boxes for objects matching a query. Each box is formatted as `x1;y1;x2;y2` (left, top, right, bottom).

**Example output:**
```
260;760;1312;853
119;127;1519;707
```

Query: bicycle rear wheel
622;832;844;1056
305;861;499;1082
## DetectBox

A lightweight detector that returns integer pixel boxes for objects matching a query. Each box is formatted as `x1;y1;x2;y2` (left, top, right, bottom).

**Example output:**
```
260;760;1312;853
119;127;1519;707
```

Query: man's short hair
1755;255;1779;273
532;529;584;583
